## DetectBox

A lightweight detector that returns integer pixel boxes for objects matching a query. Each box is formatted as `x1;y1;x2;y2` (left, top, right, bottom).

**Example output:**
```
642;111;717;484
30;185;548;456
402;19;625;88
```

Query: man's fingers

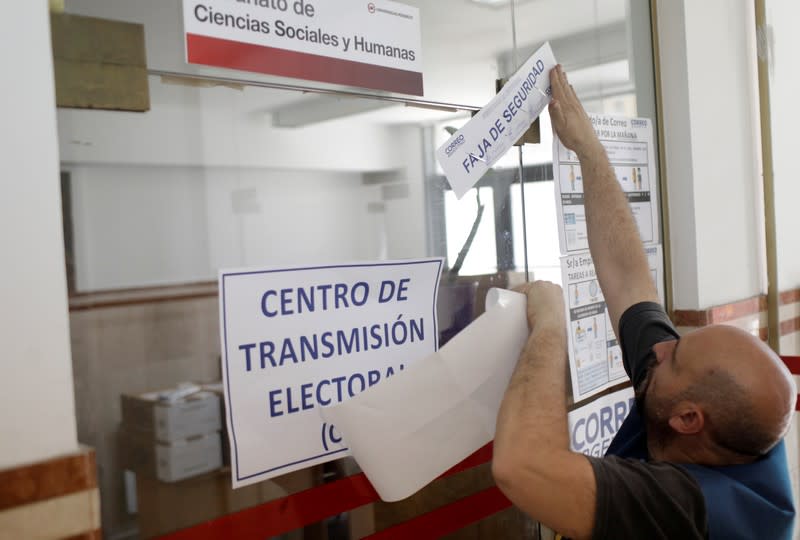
549;99;563;128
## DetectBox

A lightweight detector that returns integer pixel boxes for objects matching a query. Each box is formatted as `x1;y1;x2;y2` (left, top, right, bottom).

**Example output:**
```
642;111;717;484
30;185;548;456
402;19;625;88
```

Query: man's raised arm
549;65;659;336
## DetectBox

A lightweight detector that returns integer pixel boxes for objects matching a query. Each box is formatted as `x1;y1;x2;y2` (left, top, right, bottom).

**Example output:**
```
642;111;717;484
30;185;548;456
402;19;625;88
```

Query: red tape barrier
363;487;511;540
782;356;800;375
158;443;494;539
782;356;800;411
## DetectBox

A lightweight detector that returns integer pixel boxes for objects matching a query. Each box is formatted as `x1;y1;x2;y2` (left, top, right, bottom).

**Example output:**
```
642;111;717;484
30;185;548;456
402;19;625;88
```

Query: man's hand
547;64;659;336
514;281;566;336
549;64;603;159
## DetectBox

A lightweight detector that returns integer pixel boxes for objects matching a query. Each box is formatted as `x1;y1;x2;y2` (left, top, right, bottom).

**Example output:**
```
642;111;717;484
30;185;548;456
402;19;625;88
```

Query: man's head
638;324;796;465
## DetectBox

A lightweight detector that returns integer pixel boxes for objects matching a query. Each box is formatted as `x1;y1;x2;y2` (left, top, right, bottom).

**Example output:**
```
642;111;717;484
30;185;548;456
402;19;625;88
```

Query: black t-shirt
586;302;708;540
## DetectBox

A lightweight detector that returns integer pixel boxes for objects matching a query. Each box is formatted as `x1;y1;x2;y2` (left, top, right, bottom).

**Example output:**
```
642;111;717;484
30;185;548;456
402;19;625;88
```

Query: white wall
657;0;764;310
61;75;429;291
0;1;79;469
766;1;800;290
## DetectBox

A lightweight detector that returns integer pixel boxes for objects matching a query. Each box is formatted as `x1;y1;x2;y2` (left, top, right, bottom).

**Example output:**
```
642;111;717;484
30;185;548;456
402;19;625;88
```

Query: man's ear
668;402;704;434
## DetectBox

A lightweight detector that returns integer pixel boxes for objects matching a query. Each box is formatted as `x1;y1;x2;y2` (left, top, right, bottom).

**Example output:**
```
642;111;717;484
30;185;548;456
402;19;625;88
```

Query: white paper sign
435;42;557;199
219;258;443;488
562;246;664;402
568;387;635;456
554;115;659;253
322;288;529;501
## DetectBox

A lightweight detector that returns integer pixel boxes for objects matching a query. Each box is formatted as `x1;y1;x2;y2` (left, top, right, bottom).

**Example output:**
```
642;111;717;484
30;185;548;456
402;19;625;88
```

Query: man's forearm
578;145;658;335
495;321;569;456
493;320;595;539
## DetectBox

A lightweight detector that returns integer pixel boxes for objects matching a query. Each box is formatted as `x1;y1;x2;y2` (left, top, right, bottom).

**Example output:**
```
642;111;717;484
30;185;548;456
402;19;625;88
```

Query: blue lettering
261;290;278;317
260;341;276;368
348;373;366;397
286;386;300;414
239;343;256;371
280;338;297;365
391;316;408;344
368;370;381;386
300;383;314;410
409;318;424;342
297;286;314;313
585;413;599;444
317;380;331;406
317;283;332;309
397;278;410;301
331;376;346;401
335;283;349;308
572;418;586;451
600;406;613;438
378;280;396;303
280;288;294;315
351;282;369;306
268;389;283;417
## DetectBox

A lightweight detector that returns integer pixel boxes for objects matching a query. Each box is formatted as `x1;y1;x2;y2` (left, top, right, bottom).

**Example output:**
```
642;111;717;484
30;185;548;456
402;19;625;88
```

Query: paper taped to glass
321;288;529;501
435;42;557;199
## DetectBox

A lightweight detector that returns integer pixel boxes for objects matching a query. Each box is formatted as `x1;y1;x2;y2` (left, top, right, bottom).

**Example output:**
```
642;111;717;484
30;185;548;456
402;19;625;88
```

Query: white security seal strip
321;288;529;501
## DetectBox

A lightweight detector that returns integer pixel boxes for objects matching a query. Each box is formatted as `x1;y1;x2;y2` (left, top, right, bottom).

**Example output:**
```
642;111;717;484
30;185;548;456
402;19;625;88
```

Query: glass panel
59;0;658;538
63;0;510;105
513;0;659;284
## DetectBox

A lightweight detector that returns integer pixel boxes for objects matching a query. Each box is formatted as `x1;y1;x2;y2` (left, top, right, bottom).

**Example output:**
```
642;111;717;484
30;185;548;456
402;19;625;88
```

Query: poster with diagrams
553;114;659;253
561;245;664;402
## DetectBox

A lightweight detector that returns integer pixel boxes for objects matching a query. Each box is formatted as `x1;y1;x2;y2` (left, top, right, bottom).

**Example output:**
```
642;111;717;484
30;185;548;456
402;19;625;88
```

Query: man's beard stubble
636;352;676;457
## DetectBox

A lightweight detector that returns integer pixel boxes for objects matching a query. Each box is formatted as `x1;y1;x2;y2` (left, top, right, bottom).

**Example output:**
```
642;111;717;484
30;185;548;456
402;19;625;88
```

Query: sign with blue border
219;258;443;487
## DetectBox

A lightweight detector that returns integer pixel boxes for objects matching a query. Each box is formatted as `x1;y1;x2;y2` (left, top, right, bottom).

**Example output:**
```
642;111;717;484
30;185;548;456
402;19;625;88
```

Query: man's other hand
514;281;566;334
549;64;603;159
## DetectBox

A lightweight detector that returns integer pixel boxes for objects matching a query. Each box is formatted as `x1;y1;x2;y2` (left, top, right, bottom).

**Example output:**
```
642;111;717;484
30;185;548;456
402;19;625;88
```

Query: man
492;65;797;539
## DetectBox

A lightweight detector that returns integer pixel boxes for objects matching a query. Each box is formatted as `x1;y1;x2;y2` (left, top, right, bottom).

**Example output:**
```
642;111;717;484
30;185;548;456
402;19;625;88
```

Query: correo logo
444;134;465;157
367;3;376;13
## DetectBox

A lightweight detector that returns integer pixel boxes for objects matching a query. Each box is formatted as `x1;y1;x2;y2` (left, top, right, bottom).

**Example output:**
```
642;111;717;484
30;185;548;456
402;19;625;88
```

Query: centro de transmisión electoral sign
183;0;424;95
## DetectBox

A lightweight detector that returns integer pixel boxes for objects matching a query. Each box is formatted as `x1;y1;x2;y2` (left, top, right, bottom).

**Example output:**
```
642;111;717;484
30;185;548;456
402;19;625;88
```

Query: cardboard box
121;390;221;442
201;382;230;465
121;429;222;483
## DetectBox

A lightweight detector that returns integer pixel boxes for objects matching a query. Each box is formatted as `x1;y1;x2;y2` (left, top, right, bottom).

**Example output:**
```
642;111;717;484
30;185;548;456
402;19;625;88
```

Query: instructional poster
554;115;659;253
562;246;664;402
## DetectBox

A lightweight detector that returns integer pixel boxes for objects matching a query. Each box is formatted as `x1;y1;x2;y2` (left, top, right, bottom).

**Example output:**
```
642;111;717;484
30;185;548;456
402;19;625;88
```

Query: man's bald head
644;324;796;462
696;325;795;454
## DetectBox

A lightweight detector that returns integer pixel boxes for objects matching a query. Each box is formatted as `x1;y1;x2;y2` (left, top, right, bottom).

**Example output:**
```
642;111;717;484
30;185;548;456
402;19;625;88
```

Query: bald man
492;65;796;540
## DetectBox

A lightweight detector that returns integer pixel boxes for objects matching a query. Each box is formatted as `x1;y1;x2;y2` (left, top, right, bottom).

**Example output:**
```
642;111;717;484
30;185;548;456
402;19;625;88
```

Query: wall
0;0;79;469
60;74;429;291
657;0;764;310
70;165;378;290
658;3;800;536
765;1;800;355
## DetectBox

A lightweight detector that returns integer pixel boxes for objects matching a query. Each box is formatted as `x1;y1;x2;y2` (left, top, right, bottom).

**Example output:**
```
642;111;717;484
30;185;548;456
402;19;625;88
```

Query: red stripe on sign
186;34;424;96
158;444;494;539
781;356;800;375
363;487;512;540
